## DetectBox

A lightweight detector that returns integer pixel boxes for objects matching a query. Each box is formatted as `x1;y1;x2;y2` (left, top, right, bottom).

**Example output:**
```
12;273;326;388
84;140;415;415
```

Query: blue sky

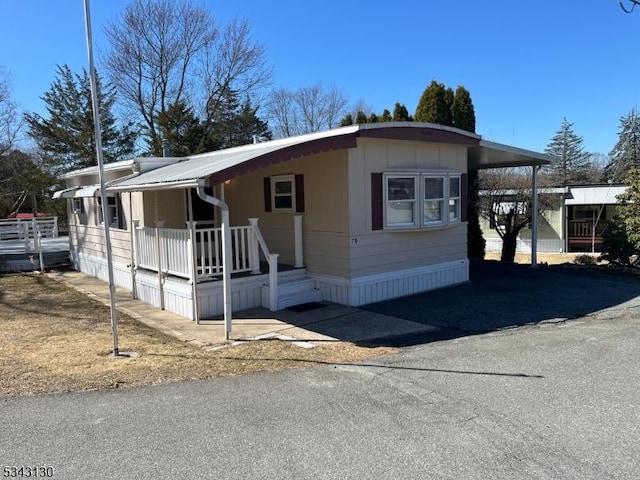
1;0;638;155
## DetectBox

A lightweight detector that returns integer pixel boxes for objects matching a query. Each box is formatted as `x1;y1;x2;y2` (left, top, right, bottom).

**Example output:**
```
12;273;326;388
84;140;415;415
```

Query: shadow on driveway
359;260;640;347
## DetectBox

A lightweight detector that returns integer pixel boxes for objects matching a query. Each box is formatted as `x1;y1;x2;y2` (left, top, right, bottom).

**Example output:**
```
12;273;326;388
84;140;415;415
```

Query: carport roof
103;123;550;193
468;140;552;169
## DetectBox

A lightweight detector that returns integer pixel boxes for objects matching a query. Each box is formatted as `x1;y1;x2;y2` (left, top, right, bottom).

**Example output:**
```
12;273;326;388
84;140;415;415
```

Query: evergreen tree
368;113;379;123
228;97;272;147
355;110;368;124
156;101;209;157
451;85;483;258
340;114;354;126
392;103;412;121
414;80;452;125
604;108;640;183
544;118;591;186
25;65;136;175
452;86;476;132
380;109;392;122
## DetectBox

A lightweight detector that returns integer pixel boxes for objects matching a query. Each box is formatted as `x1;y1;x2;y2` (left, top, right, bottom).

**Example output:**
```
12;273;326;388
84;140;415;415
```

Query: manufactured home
54;123;550;328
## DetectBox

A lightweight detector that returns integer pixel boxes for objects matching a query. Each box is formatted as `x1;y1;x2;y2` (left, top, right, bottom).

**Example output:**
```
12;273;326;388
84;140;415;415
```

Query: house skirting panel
71;251;133;291
309;259;469;307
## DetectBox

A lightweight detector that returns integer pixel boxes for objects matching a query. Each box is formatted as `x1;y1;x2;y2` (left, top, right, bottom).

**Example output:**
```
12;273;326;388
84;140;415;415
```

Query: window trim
384;174;419;229
97;195;121;229
270;175;296;212
382;171;463;230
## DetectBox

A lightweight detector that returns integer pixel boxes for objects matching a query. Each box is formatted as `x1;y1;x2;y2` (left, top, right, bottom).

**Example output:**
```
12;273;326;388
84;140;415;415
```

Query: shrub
573;254;596;265
598;216;639;266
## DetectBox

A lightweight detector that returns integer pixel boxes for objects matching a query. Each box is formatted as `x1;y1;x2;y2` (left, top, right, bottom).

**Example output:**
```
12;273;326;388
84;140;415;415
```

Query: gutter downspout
196;183;233;339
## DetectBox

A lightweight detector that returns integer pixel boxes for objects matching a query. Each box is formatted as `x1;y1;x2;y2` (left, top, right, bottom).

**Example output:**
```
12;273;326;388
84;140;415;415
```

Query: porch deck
0;237;71;272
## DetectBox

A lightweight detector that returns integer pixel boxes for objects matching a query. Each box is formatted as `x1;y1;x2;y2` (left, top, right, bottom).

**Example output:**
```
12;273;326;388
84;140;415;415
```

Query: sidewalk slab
48;270;430;347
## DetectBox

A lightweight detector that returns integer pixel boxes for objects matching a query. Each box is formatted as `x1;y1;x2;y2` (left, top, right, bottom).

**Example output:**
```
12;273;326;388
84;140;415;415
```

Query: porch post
131;219;139;299
248;218;261;274
186;220;200;323
293;215;304;268
268;253;279;311
221;209;233;338
156;220;165;309
531;166;539;269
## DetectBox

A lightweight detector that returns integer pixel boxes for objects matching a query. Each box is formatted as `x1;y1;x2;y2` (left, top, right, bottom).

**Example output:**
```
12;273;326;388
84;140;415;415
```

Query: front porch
129;215;320;321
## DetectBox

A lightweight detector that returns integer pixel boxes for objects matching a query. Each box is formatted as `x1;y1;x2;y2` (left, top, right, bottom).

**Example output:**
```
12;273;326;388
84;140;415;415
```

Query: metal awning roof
52;185;100;199
469;140;552;169
93;124;551;193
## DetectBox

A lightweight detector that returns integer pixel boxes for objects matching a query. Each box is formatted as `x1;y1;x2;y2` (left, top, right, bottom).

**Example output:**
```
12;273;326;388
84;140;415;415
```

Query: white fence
485;237;564;254
0;217;59;241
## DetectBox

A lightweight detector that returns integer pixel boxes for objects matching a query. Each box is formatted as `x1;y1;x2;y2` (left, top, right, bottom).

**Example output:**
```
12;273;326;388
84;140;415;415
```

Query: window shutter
371;172;383;231
461;173;468;222
94;197;99;226
263;177;272;212
295;174;305;213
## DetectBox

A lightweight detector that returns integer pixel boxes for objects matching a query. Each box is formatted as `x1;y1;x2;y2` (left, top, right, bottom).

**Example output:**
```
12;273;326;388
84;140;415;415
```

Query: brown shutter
263;177;272;212
371;172;383;231
295;174;305;213
461;173;468;222
94;197;99;226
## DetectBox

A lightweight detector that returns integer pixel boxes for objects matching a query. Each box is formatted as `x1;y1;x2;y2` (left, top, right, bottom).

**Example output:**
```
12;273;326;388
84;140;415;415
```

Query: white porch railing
134;221;283;280
133;216;303;313
195;225;254;279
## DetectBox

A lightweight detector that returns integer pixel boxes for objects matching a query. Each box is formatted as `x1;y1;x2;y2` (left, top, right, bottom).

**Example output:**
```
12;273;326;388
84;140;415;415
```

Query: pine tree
228;98;272;147
391;103;412;121
604;108;640;183
25;65;136;175
355;111;368;124
380;109;392;122
340;114;354;126
452;86;476;133
544;118;591;186
414;80;452;125
156;101;208;157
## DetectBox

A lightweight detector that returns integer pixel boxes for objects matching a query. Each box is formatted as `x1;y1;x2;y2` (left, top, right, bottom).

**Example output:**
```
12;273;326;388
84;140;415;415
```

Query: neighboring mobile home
54;123;550;327
481;184;628;254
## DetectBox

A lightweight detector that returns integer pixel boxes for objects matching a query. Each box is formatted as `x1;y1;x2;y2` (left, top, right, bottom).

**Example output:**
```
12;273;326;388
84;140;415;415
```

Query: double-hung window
271;175;295;211
382;172;462;229
423;176;445;225
97;195;121;228
385;176;418;227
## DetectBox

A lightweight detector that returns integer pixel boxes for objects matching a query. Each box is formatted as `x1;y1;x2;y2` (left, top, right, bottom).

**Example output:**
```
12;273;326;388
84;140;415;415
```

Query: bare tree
0;67;21;156
103;0;271;152
479;168;559;263
265;82;349;138
620;0;640;12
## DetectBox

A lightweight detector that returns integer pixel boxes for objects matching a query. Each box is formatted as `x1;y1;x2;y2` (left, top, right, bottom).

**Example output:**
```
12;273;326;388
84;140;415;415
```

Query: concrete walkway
48;270;433;347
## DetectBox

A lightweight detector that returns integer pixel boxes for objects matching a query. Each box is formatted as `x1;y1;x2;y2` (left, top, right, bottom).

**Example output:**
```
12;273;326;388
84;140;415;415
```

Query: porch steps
261;272;322;310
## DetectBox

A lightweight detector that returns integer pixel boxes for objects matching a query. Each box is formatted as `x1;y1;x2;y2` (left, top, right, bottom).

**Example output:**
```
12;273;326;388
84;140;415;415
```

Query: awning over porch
52;184;100;198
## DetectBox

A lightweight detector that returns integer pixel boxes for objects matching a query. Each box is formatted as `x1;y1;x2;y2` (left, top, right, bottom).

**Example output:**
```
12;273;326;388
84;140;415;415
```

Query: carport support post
531;165;539;269
155;220;165;309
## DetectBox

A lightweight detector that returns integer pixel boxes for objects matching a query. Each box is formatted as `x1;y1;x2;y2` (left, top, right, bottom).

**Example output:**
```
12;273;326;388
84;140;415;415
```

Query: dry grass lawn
484;252;602;265
0;274;395;396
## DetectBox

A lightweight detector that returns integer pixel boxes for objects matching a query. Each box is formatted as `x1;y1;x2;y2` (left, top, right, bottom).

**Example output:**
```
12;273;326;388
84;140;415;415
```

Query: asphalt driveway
361;260;640;346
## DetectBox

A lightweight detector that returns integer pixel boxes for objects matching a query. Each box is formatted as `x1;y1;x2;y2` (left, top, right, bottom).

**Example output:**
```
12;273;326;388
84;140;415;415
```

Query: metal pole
530;165;539;269
83;0;119;356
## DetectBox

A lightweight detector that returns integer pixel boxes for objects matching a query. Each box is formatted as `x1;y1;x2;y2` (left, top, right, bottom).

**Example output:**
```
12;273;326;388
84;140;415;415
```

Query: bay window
382;172;463;229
